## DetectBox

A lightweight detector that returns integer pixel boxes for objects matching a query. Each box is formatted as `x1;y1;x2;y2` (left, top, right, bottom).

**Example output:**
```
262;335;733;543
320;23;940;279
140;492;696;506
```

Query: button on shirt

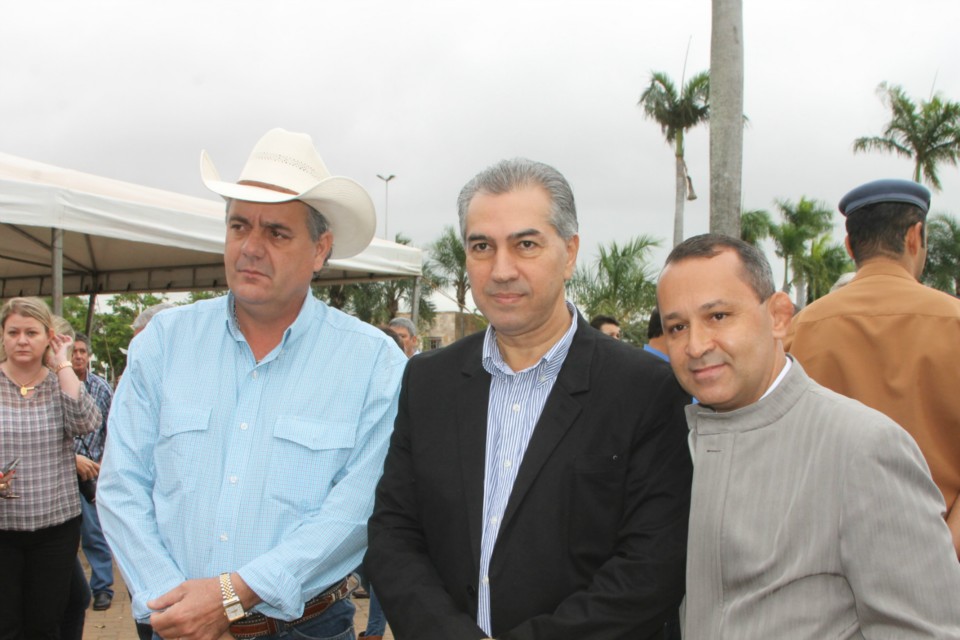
97;293;406;621
476;303;578;635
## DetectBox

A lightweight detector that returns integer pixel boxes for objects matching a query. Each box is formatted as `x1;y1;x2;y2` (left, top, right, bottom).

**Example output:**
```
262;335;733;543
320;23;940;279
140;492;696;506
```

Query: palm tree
710;0;745;239
923;213;960;294
312;234;437;329
740;208;773;247
768;197;833;304
568;235;661;342
427;226;470;339
793;235;853;304
853;83;960;191
639;70;710;247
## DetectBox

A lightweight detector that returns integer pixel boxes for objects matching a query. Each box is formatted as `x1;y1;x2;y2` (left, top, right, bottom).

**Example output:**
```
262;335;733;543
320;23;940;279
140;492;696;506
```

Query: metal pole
377;174;396;239
52;228;63;316
410;276;421;327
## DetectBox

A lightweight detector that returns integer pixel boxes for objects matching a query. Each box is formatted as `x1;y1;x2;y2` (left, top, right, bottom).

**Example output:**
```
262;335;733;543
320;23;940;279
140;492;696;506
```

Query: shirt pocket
267;417;357;513
156;406;212;497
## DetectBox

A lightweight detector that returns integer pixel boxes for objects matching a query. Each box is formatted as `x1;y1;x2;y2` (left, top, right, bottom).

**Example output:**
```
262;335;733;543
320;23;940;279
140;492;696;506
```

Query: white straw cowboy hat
200;128;376;259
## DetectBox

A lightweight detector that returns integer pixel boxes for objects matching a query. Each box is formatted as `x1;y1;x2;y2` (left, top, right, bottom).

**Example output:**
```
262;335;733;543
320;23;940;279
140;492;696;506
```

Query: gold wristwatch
219;573;246;622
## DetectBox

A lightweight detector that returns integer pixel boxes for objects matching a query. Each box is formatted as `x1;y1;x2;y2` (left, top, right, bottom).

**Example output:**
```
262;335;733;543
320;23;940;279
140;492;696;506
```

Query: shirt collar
482;301;579;379
758;354;792;402
853;260;917;283
225;291;318;352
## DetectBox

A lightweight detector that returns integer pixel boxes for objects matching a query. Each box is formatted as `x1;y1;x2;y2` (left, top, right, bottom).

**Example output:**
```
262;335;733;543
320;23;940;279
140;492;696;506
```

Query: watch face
225;602;245;621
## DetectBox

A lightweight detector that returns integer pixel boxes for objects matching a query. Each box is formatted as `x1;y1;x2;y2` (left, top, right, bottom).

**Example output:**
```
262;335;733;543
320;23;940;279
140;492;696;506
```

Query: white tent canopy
0;152;421;299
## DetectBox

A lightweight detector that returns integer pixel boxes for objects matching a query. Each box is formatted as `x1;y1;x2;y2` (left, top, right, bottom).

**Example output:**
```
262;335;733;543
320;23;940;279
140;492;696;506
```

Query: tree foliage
768;197;834;303
313;233;436;331
59;293;168;383
426;226;471;339
793;235;853;304
568;235;661;343
853;83;960;191
740;208;774;247
924;213;960;294
639;70;710;247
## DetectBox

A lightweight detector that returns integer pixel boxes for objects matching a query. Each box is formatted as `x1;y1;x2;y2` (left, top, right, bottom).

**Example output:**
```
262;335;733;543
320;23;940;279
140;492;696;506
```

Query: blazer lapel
498;316;595;531
457;343;492;571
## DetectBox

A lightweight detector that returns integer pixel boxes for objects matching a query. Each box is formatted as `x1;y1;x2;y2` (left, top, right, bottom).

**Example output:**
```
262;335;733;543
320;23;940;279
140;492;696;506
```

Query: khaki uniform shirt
785;260;960;513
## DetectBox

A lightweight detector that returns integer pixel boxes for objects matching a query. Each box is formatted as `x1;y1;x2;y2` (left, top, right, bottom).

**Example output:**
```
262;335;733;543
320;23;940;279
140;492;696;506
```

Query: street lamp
377;174;396;239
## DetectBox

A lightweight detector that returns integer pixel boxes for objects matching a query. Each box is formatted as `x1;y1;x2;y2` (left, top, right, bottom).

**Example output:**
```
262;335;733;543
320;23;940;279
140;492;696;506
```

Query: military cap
838;179;930;217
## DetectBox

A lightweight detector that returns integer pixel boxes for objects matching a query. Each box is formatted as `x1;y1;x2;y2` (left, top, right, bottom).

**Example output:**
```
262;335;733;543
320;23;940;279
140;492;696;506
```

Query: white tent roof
0;152;421;297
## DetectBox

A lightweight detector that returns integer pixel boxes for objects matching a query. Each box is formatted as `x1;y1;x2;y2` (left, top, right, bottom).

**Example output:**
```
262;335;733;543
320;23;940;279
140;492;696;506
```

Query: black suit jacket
367;316;692;640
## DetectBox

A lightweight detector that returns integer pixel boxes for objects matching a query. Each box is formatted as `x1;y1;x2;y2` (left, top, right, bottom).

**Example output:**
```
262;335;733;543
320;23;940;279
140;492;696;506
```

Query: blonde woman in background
0;298;100;639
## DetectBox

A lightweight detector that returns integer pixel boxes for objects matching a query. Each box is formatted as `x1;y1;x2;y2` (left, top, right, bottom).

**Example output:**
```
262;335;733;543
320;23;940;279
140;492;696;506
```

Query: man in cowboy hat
99;129;407;640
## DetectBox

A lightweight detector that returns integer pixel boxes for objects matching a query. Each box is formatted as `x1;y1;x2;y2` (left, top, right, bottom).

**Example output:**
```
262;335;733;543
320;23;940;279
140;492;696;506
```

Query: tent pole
411;276;421;327
52;228;63;315
86;293;97;337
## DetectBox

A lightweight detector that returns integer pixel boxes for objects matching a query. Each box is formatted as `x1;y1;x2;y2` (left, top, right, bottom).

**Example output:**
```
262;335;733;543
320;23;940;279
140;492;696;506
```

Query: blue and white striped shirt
98;293;406;622
476;303;578;634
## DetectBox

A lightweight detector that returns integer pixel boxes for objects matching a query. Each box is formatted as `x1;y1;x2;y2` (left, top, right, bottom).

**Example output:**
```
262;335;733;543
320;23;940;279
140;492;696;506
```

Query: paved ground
81;561;393;640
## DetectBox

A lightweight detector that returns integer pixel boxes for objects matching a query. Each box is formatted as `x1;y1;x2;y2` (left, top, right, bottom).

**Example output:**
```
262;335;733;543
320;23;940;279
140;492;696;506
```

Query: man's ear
768;291;795;339
844;236;854;260
904;221;924;255
313;231;334;271
562;234;580;281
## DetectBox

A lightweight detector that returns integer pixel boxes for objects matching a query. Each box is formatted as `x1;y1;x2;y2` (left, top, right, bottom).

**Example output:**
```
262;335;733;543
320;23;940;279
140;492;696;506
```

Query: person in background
588;314;621;339
644;308;668;361
131;302;174;338
71;332;115;611
785;179;960;558
0;297;100;639
388;317;420;358
49;316;91;640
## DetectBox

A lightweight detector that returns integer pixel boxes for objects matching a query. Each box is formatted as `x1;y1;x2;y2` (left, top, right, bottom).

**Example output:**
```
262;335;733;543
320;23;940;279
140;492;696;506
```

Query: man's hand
148;578;231;640
76;454;100;481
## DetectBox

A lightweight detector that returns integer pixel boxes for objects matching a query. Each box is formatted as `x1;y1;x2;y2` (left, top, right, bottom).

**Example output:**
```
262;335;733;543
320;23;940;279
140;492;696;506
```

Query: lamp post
377;174;396;239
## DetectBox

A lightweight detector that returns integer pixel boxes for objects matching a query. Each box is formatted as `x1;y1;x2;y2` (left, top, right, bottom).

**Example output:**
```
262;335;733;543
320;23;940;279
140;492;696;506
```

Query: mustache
234;260;270;277
483;286;528;296
686;357;725;371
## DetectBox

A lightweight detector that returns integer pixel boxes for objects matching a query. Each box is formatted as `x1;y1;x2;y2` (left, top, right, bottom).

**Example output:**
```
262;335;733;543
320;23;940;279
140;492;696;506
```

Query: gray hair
132;302;175;331
456;158;578;242
388;317;417;336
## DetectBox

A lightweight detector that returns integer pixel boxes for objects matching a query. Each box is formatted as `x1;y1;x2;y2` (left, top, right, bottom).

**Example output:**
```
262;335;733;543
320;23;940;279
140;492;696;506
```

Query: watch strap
219;572;246;620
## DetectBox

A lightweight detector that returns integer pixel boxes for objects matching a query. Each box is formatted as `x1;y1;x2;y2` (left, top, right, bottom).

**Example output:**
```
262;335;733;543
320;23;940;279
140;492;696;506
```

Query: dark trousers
60;557;92;640
0;516;82;640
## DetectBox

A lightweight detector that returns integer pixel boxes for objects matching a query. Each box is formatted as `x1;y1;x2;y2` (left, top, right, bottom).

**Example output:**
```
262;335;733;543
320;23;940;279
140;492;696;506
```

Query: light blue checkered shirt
476;303;578;635
98;293;406;622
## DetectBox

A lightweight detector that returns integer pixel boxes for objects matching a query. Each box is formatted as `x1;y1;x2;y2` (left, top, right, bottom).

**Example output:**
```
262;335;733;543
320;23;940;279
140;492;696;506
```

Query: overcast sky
3;0;959;309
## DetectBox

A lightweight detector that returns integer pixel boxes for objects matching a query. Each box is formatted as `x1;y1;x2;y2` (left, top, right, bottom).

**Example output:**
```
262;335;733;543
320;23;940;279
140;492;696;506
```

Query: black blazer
367;316;692;640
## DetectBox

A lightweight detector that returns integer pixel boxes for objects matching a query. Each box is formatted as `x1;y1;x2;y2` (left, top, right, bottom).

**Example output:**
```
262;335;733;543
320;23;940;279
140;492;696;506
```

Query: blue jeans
80;497;114;596
152;599;356;640
363;586;386;636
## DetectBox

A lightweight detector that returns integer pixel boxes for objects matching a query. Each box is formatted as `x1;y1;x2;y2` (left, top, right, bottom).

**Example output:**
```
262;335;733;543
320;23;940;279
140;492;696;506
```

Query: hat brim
201;150;376;259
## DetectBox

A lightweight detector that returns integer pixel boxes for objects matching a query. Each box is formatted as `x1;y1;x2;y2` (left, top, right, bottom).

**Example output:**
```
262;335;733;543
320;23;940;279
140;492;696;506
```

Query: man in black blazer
366;158;692;640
